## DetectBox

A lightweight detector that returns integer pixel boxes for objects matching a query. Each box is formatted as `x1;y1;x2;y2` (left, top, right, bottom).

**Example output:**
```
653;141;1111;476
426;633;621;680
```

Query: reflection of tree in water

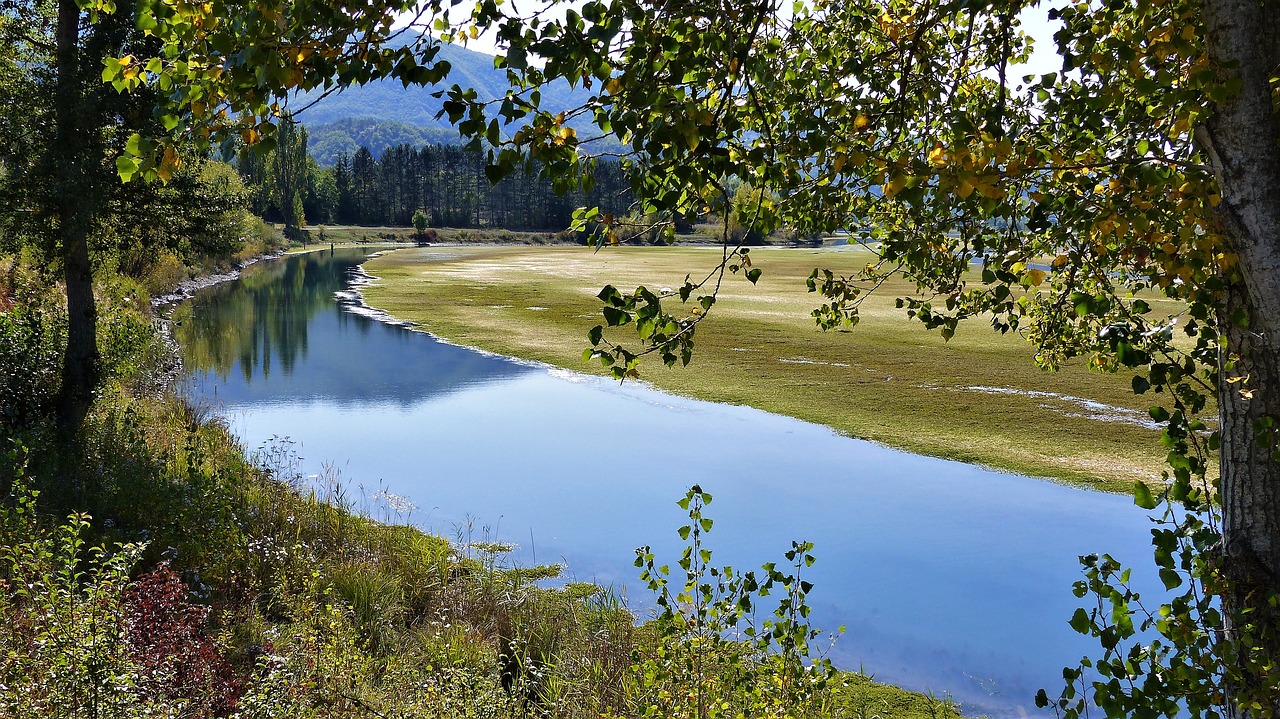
174;251;360;381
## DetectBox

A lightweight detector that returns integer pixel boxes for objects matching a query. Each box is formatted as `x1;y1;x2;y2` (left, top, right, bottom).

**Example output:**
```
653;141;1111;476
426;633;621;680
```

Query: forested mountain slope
295;41;603;165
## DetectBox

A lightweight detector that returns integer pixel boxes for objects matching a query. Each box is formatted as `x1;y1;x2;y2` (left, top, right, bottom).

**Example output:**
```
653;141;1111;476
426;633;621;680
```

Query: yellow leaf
884;174;909;199
854;114;871;131
955;178;975;199
604;77;623;95
683;125;698;150
1051;254;1069;270
976;176;1004;199
1026;268;1047;286
157;146;180;182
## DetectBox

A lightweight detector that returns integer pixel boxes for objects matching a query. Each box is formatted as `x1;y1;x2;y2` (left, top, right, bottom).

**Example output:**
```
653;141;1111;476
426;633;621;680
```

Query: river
173;247;1161;717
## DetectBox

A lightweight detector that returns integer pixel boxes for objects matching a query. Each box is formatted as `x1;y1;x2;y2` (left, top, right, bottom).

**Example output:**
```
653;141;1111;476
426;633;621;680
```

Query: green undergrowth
0;257;965;718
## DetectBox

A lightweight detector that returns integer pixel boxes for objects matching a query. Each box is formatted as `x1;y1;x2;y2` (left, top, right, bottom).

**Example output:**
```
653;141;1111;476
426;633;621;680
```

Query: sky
399;0;1067;77
1016;2;1067;78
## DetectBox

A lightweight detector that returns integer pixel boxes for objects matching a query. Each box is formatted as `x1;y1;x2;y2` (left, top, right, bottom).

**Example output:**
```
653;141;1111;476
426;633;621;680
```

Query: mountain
307;117;463;166
294;41;603;165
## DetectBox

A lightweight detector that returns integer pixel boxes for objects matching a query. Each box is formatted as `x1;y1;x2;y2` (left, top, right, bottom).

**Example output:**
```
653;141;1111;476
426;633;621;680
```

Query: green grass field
362;244;1180;492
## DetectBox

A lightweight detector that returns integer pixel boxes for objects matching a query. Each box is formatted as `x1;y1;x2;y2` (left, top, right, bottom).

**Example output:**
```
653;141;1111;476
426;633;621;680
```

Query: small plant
626;485;838;718
0;456;144;718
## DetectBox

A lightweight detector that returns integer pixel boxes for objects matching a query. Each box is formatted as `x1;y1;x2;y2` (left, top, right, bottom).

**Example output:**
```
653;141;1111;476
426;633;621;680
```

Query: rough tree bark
53;0;99;430
1218;282;1280;713
1201;0;1280;712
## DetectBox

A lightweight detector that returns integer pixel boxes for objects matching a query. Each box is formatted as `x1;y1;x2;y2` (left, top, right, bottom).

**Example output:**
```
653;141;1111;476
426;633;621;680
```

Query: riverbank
360;244;1180;492
0;249;970;719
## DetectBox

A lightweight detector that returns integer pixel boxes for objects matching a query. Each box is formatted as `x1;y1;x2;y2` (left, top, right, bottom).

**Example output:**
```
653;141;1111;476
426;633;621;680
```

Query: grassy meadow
361;244;1180;492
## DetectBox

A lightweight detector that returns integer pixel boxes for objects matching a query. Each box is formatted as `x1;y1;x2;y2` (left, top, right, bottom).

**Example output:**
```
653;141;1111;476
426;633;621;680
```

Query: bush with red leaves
123;562;243;717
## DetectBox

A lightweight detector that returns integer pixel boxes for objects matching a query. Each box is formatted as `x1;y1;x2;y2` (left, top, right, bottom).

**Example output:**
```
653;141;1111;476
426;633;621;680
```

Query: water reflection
177;249;1159;718
175;249;534;406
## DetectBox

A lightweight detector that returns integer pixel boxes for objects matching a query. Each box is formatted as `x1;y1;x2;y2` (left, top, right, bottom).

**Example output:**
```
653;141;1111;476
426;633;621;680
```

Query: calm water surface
175;248;1160;717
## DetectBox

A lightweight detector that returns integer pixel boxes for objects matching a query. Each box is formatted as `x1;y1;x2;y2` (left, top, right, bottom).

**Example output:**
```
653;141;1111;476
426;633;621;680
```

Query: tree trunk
1202;0;1280;713
1201;0;1280;339
1218;281;1280;715
53;0;99;430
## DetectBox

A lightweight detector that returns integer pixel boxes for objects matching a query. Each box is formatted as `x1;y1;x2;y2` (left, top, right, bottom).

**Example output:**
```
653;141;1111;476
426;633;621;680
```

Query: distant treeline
237;119;633;232
330;144;632;230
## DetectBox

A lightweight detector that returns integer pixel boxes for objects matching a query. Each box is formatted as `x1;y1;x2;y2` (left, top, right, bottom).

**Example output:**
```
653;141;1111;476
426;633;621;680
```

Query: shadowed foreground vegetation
0;257;963;718
361;245;1180;492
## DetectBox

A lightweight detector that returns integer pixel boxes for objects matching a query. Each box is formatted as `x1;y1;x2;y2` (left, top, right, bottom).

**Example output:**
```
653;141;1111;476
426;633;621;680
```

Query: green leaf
1069;608;1091;634
636;316;656;339
115;155;139;182
602;306;630;326
1133;481;1157;510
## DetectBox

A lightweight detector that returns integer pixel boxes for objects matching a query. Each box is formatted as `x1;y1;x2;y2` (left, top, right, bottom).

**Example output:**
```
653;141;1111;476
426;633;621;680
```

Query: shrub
123;562;243;716
0;263;64;433
142;251;191;296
